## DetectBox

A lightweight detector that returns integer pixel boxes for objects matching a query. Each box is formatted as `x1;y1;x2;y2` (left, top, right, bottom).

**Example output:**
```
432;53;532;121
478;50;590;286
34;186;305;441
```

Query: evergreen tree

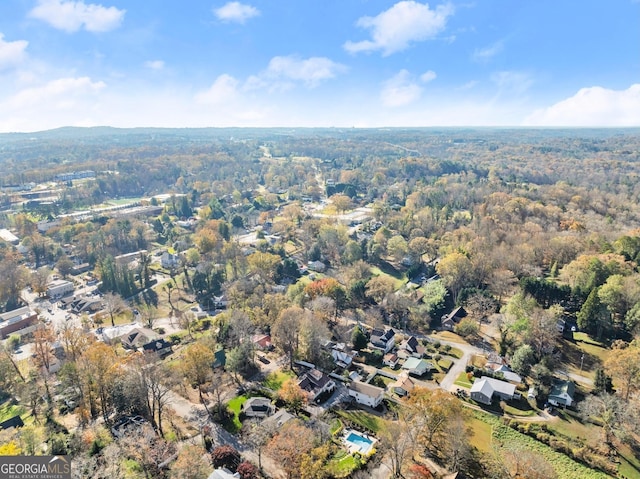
576;287;608;339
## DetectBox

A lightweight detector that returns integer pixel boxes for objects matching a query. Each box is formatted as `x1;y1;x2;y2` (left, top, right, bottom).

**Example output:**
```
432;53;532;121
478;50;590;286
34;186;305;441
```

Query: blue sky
0;0;638;131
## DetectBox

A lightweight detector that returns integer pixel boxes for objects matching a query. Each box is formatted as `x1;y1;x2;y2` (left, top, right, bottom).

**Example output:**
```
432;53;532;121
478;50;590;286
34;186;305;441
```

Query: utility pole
579;354;584;372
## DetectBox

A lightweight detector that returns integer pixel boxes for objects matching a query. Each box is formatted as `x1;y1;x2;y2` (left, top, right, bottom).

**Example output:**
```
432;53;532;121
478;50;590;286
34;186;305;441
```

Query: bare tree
139;303;159;329
103;292;126;327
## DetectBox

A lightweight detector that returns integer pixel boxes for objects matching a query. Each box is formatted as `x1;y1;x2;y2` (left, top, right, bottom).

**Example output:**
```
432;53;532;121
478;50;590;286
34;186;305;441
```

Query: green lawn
262;370;295;391
326;450;361;478
467;416;493;452
617;444;640;479
336;410;384;434
503;400;537;417
454;371;473;388
223;395;247;433
438;358;453;371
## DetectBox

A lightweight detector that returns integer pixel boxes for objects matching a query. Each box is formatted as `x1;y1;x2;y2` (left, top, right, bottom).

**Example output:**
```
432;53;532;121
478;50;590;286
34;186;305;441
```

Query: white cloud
4;76;105;109
472;40;503;62
28;0;125;33
195;74;239;104
344;1;453;56
381;70;422;107
144;60;165;70
246;55;346;90
0;34;28;71
214;2;260;24
491;71;534;96
458;80;478;90
525;84;640;126
420;70;437;83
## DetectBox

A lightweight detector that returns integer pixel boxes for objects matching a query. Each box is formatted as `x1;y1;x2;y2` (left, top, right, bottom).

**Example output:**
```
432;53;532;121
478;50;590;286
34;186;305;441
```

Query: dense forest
1;127;640;479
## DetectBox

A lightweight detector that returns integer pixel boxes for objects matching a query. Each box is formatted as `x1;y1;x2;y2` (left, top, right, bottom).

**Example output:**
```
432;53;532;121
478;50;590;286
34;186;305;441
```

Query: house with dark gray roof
242;397;275;418
369;328;396;353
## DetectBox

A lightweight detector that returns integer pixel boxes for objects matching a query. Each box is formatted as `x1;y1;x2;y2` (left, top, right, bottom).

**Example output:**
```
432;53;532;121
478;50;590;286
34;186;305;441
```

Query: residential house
383;352;399;368
0;307;38;339
208;468;240;479
142;338;173;358
70;263;91;275
297;369;335;402
401;357;433;377
369;328;396;353
114;250;148;266
548;380;575;407
70;297;102;314
0;415;24;430
0;229;19;245
441;306;467;331
308;260;326;273
161;252;180;269
251;334;273;351
213;348;226;368
491;364;522;384
348;381;385;408
392;373;415;397
242;397;275;418
263;409;294;429
47;280;75;299
398;335;424;358
470;376;516;405
332;348;356;369
121;327;157;350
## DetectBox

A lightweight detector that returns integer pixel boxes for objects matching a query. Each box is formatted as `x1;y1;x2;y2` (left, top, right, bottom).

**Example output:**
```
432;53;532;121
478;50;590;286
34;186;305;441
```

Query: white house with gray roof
470;376;516;405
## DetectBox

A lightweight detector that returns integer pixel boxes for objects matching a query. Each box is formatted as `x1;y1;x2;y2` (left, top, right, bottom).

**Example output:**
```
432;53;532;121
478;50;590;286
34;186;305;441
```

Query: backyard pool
343;429;376;455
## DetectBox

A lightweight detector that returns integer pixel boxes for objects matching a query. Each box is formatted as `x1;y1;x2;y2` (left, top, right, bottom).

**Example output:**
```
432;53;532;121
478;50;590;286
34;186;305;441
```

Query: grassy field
438;358;453;371
0;402;26;423
454;371;473;388
326;450;361;478
335;410;384;434
431;331;468;345
467;415;493;452
262;370;295;391
548;410;640;479
223;395;247;433
478;412;613;479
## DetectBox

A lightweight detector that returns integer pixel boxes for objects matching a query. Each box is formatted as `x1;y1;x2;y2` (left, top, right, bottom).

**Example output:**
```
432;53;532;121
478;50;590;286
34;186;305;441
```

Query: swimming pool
343;429;376;455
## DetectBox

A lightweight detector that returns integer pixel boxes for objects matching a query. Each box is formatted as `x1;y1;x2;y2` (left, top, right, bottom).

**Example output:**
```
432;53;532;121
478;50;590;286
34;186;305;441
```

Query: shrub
433;340;441;349
211;445;241;470
169;333;182;344
236;461;258;479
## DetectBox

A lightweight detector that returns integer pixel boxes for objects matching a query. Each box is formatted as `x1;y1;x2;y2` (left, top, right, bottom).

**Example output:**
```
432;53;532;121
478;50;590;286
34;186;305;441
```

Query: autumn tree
365;275;396;304
181;342;215;414
436;251;474;304
170;444;211;479
265;420;314;479
30;267;51;298
79;342;122;423
404;388;466;457
604;341;640;400
278;378;308;413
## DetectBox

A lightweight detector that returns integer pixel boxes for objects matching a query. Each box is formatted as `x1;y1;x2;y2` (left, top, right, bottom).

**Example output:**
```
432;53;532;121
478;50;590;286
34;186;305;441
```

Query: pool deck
342;429;376;455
